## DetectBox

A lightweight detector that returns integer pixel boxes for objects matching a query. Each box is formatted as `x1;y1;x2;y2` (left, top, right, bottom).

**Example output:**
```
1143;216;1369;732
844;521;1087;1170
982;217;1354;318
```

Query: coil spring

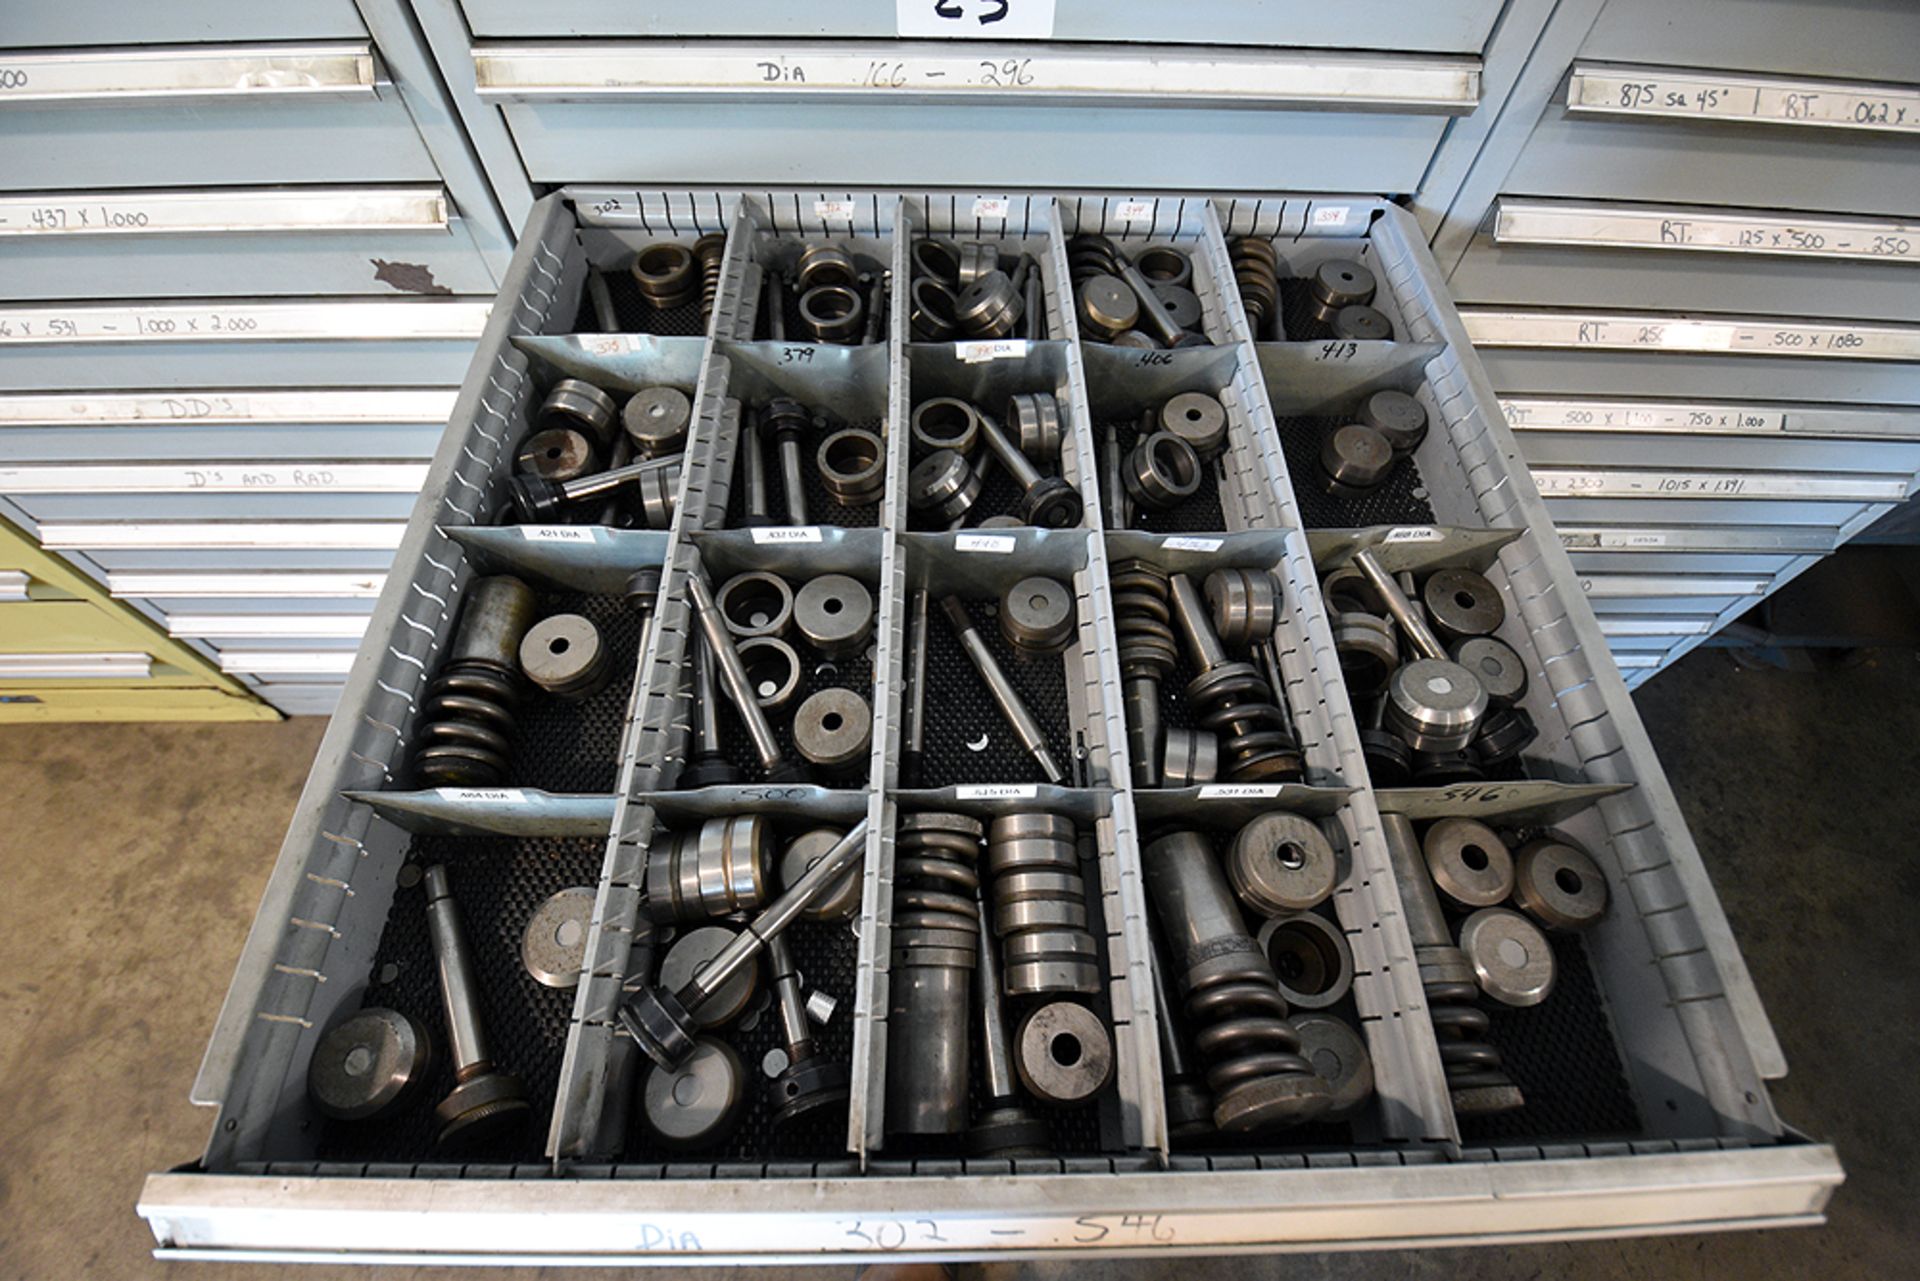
1065;233;1122;285
1426;977;1518;1093
413;662;520;785
764;396;811;442
1228;237;1279;339
1185;660;1304;782
694;233;726;327
894;813;984;929
1110;559;1177;683
1184;957;1317;1100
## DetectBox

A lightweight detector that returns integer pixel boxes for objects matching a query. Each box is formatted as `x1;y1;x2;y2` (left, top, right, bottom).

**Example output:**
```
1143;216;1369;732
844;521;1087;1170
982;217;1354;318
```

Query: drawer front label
1569;63;1920;134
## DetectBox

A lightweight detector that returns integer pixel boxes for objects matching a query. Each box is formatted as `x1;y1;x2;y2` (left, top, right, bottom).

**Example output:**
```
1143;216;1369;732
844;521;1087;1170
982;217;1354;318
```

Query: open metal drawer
139;189;1838;1264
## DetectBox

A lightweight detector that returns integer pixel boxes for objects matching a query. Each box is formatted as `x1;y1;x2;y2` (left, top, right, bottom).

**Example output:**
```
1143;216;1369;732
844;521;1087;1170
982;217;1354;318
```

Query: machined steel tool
425;865;531;1153
685;569;808;782
940;595;1066;784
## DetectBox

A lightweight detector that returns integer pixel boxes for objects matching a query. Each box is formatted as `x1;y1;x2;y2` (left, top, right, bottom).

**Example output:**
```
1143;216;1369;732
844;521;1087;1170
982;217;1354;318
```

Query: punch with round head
939;595;1065;784
424;864;530;1152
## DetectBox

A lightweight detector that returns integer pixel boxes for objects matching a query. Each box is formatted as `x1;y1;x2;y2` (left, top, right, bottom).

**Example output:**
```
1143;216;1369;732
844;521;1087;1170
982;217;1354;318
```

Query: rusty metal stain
371;259;453;295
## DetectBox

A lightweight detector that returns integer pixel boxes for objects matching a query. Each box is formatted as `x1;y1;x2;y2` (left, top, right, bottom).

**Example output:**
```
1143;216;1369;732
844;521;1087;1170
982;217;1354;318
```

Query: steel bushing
518;612;610;701
1077;273;1138;340
1306;259;1377;329
1151;283;1204;333
1385;658;1487;753
887;812;982;1136
796;244;858;291
537;378;617;445
793;574;874;656
1422;817;1515;909
1003;930;1102;997
1123;432;1202;511
1160;391;1229;459
792;687;872;770
640;1036;749;1151
646;814;774;924
715;571;794;640
658;925;760;1028
735;636;802;712
1014;1001;1114;1105
1007;392;1062;462
1332;613;1398;695
817;427;886;506
1359;389;1428;456
956;269;1024;338
1111;329;1158;349
999;575;1075;657
1257;912;1354;1011
996;894;1090;936
1321;564;1389;618
956;240;998;287
1134;244;1193;288
985;814;1077;873
1360;721;1413;787
909;276;960;341
307;1008;432;1122
912;397;981;458
1423;568;1506;642
1204;567;1280;655
1292;1014;1374;1120
780;826;864;922
622;387;692;458
631;242;700;309
1332;305;1394;341
798;284;865;343
1450;636;1527;707
906;449;982;520
1162;727;1220;786
1227;812;1339;916
1320;423;1394;498
515;427;597;482
1513;836;1609;931
637;460;681;530
1459;907;1555;1007
911;238;961;286
993;868;1085;909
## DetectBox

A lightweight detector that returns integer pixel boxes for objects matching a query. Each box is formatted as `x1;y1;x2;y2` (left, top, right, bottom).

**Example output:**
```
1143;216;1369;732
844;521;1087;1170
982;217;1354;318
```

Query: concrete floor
2;646;1916;1279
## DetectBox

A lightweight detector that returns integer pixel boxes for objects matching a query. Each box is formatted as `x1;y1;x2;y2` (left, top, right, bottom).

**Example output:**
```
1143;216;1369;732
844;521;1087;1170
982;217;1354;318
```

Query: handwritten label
1160;536;1223;552
751;525;823;544
955;783;1039;800
1500;397;1788;434
1199;784;1283;799
1495;200;1918;263
519;525;595;542
434;788;527;804
813;199;857;222
1529;468;1900;501
1313;341;1360;361
1570;65;1920;135
1383;526;1443;543
587;334;646;356
1114;200;1155;224
971;196;1011;220
1311;206;1352;228
957;338;1029;363
896;0;1057;38
0;463;423;493
954;533;1017;553
1461;309;1918;360
0;300;489;344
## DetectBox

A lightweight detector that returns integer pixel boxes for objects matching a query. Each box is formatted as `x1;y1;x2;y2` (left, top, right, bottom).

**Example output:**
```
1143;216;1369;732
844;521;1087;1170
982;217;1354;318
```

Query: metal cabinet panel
1473;346;1920;407
1580;0;1920;84
72;550;402;574
4;1;366;47
0;426;444;462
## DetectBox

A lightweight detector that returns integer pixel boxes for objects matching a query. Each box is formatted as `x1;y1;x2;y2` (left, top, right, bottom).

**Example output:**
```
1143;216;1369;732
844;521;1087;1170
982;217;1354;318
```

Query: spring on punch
410;576;539;786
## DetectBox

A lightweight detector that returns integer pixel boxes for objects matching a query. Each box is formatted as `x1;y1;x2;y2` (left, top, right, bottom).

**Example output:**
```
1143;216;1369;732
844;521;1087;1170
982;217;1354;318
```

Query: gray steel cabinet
1422;0;1920;685
0;1;514;715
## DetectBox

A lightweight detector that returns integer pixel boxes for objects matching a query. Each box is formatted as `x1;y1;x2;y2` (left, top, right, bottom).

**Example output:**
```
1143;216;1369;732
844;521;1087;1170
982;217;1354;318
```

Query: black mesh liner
582;266;707;338
1274;414;1436;529
916;595;1075;788
315;834;603;1163
722;411;883;529
701;631;875;789
885;812;1116;1157
1101;416;1230;533
1134;829;1378;1151
505;592;642;795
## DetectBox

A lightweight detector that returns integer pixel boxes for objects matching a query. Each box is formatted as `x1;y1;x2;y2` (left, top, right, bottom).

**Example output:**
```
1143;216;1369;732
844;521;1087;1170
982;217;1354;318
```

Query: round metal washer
1227;811;1339;915
1384;658;1487;753
519;613;609;701
911;238;961;286
817;427;887;506
1151;283;1204;332
715;571;794;640
796;243;858;291
793;574;874;657
1310;259;1377;311
538;378;617;443
622;387;692;458
640;1036;750;1151
1007;392;1063;462
1292;1014;1375;1120
307;1007;433;1122
1320;423;1394;498
799;283;865;343
1124;431;1202;511
1513;836;1609;931
1422;817;1515;908
515;427;597;482
659;925;758;1028
1331;305;1393;341
735;636;802;713
1160;391;1229;458
1359;389;1428;456
1449;636;1527;706
1257;911;1354;1010
781;827;863;922
1077;274;1137;340
792;687;872;769
906;449;981;520
1423;568;1506;641
1458;907;1556;1007
521;886;596;989
909;276;960;341
1000;575;1075;656
1015;1001;1114;1105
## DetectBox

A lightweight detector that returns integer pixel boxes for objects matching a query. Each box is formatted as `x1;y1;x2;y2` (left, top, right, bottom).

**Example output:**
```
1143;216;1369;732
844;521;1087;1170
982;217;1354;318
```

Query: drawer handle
1460;307;1920;362
0;42;375;104
0;388;455;426
0;651;151;679
0;186;448;238
0;462;427;494
0;299;491;345
108;572;386;599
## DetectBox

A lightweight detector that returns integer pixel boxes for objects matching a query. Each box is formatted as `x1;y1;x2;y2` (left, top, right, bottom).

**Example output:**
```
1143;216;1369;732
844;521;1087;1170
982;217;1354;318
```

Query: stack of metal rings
817;427;887;506
793;245;866;344
536;379;617;448
1008;392;1061;461
988;812;1101;996
1303;260;1377;331
1230;237;1280;338
644;814;774;924
1203;567;1280;654
631;242;701;310
887;812;985;1136
999;575;1076;658
517;612;610;701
